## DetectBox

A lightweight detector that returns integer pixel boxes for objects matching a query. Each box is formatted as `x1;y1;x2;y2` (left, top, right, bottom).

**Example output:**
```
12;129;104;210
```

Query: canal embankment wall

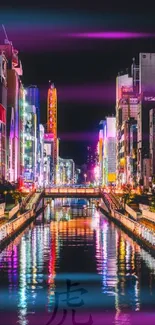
100;198;155;255
0;191;45;250
0;210;34;248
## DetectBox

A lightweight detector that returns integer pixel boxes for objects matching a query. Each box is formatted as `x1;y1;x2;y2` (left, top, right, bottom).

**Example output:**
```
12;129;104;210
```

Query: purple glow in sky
67;31;152;39
59;132;98;142
0;10;154;52
40;83;115;104
6;30;154;52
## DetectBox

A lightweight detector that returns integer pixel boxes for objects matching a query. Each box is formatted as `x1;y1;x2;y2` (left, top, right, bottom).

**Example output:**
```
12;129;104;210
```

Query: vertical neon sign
47;83;57;183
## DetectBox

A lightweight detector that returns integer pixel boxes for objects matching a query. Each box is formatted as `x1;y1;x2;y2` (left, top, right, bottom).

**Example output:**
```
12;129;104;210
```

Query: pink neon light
68;31;151;39
44;133;54;140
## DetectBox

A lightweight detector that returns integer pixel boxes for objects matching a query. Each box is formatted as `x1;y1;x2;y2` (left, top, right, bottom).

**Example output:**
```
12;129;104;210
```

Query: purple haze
67;31;152;39
1;27;153;52
58;132;98;142
40;83;116;104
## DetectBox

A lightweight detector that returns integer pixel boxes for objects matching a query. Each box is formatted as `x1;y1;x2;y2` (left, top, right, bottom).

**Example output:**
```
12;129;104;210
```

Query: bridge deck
44;188;100;198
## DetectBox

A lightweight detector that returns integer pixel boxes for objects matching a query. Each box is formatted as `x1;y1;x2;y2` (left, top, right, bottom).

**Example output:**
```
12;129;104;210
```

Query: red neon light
0;104;6;123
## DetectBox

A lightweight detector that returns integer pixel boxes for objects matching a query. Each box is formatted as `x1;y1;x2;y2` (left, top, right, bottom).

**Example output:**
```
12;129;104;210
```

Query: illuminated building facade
104;117;116;186
43;133;54;187
99;117;116;186
116;66;138;186
0;43;23;184
18;84;26;187
47;83;57;183
25;86;40;130
150;108;155;183
0;52;7;182
129;122;137;186
116;53;155;188
25;86;40;181
137;53;155;187
37;124;44;187
57;158;75;185
23;105;37;185
118;118;137;186
98;129;103;185
86;145;98;183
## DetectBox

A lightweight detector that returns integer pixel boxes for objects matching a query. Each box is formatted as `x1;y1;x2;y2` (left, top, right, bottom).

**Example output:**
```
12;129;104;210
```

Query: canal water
0;198;155;325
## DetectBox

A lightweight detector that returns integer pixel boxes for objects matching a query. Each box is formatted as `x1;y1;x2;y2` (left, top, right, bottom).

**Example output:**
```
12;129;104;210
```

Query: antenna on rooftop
2;24;12;45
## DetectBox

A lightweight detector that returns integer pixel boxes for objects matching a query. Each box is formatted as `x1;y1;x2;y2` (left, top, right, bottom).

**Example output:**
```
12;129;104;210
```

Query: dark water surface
0;198;155;325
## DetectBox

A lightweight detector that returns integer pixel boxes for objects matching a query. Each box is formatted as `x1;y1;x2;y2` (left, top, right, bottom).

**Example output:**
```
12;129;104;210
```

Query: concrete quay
100;196;155;255
0;191;45;250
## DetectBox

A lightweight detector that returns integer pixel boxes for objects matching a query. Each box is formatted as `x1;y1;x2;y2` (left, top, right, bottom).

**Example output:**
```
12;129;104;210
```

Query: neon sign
47;84;57;137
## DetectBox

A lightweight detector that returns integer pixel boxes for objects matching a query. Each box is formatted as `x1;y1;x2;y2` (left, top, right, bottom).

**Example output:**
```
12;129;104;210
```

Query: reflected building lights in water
18;238;28;325
32;228;37;288
47;219;60;311
102;222;108;290
94;211;117;295
1;200;155;325
115;232;140;315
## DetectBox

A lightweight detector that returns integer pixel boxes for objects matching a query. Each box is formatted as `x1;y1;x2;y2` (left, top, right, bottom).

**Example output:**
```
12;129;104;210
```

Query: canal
0;198;155;325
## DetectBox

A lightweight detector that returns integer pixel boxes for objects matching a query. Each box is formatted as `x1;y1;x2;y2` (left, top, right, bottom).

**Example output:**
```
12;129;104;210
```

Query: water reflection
0;199;155;324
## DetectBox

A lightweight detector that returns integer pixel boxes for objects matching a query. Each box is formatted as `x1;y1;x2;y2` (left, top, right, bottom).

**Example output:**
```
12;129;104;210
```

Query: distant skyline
1;4;155;163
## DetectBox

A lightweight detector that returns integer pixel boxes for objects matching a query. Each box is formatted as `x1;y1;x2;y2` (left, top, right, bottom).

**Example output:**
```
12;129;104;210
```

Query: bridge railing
45;188;100;195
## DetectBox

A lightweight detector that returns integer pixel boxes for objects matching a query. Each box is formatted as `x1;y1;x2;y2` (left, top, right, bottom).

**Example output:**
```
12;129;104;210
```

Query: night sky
1;1;155;164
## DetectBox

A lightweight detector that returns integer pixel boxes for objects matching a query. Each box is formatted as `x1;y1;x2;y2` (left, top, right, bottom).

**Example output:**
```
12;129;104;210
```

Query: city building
37;124;44;187
117;118;137;186
116;61;139;187
149;108;155;185
99;117;116;187
0;52;7;182
43;133;54;187
86;145;98;183
137;53;155;188
0;42;23;184
18;84;26;187
26;85;40;183
57;158;75;185
23;105;37;186
25;86;40;131
98;128;103;186
129;122;137;186
116;53;155;188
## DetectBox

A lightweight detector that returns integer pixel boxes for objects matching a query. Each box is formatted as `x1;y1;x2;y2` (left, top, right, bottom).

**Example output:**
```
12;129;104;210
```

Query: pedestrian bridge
44;187;100;198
